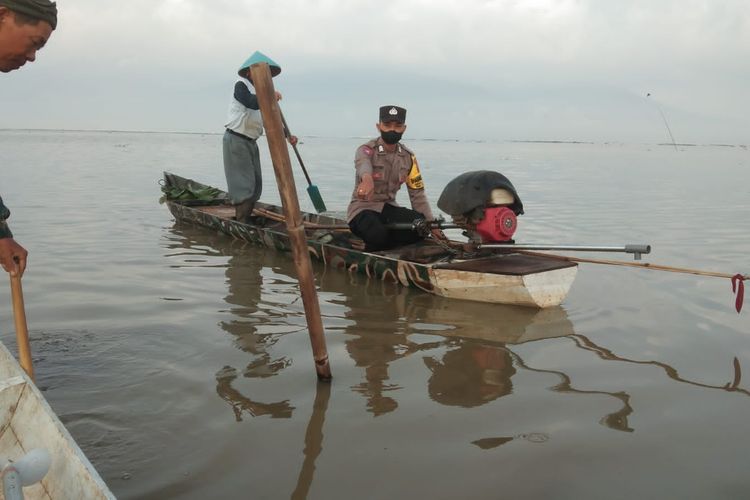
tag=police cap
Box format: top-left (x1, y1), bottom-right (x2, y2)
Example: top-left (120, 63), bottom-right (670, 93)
top-left (379, 105), bottom-right (406, 124)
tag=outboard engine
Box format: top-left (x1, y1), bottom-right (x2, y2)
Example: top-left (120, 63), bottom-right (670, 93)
top-left (437, 171), bottom-right (524, 243)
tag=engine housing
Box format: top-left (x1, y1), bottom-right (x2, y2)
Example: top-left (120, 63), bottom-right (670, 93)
top-left (437, 170), bottom-right (523, 243)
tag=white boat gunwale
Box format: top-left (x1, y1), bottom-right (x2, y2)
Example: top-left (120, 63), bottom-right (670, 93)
top-left (1, 342), bottom-right (115, 500)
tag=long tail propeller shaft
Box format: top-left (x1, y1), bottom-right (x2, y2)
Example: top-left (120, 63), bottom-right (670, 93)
top-left (389, 218), bottom-right (651, 261)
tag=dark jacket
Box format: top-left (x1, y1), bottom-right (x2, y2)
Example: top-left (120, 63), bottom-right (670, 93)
top-left (0, 196), bottom-right (13, 238)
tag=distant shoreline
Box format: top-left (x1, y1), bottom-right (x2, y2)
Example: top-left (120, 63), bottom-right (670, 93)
top-left (0, 128), bottom-right (746, 149)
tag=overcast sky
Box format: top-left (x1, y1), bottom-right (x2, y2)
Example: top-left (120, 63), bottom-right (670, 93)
top-left (1, 0), bottom-right (748, 143)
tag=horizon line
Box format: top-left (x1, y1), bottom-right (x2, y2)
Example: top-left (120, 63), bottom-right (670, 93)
top-left (0, 128), bottom-right (746, 149)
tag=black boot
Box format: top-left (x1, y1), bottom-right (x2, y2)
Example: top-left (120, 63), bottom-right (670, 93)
top-left (235, 199), bottom-right (255, 224)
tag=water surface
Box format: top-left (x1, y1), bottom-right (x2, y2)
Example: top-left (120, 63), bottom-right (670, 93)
top-left (0, 130), bottom-right (748, 499)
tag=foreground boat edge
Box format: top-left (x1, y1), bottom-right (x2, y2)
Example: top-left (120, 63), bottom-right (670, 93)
top-left (0, 342), bottom-right (115, 499)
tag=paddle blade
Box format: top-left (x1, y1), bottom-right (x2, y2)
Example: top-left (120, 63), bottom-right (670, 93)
top-left (307, 184), bottom-right (327, 213)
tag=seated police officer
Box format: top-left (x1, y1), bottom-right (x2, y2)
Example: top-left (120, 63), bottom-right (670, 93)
top-left (346, 105), bottom-right (444, 252)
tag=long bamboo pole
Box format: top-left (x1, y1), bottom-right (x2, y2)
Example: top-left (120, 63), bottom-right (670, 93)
top-left (250, 62), bottom-right (332, 380)
top-left (9, 274), bottom-right (34, 380)
top-left (518, 250), bottom-right (747, 313)
top-left (517, 250), bottom-right (747, 280)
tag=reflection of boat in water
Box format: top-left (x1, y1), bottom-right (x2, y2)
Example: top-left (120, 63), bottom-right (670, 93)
top-left (316, 270), bottom-right (637, 429)
top-left (163, 173), bottom-right (577, 308)
top-left (393, 288), bottom-right (575, 345)
top-left (164, 222), bottom-right (750, 489)
top-left (215, 249), bottom-right (299, 422)
top-left (167, 224), bottom-right (750, 426)
top-left (165, 224), bottom-right (297, 421)
top-left (318, 268), bottom-right (576, 346)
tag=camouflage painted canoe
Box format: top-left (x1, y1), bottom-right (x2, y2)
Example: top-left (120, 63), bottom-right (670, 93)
top-left (162, 172), bottom-right (577, 308)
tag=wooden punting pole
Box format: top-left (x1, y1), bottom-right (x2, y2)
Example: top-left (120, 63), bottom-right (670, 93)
top-left (10, 273), bottom-right (34, 380)
top-left (250, 62), bottom-right (332, 380)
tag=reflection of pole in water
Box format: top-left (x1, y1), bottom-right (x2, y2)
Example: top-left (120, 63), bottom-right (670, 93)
top-left (507, 350), bottom-right (635, 433)
top-left (571, 335), bottom-right (750, 396)
top-left (215, 366), bottom-right (295, 420)
top-left (473, 333), bottom-right (749, 447)
top-left (292, 381), bottom-right (331, 500)
top-left (646, 93), bottom-right (679, 151)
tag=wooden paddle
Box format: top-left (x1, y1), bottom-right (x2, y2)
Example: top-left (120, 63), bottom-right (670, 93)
top-left (10, 271), bottom-right (34, 380)
top-left (278, 109), bottom-right (327, 213)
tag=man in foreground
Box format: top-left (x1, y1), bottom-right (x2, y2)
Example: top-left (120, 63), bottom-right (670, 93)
top-left (347, 105), bottom-right (444, 251)
top-left (0, 0), bottom-right (57, 276)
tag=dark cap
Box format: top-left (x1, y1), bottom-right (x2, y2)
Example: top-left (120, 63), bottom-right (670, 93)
top-left (379, 105), bottom-right (406, 123)
top-left (0, 0), bottom-right (57, 29)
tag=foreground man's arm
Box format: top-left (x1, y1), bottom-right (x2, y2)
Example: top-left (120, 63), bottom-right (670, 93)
top-left (0, 198), bottom-right (27, 276)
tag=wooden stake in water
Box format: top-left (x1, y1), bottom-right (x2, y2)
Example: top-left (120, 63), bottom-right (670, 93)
top-left (249, 62), bottom-right (332, 380)
top-left (10, 273), bottom-right (34, 380)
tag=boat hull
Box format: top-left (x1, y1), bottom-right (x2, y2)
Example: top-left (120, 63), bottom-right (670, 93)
top-left (163, 173), bottom-right (577, 308)
top-left (429, 265), bottom-right (578, 308)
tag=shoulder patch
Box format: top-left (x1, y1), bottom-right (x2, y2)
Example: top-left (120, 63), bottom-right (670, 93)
top-left (406, 156), bottom-right (425, 190)
top-left (360, 145), bottom-right (374, 157)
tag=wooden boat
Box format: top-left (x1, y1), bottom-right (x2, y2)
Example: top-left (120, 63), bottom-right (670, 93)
top-left (162, 172), bottom-right (578, 308)
top-left (0, 343), bottom-right (114, 499)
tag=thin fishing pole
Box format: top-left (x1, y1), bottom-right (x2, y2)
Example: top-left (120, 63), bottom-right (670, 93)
top-left (646, 93), bottom-right (678, 151)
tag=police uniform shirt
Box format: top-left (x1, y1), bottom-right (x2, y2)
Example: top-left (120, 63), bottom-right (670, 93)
top-left (346, 137), bottom-right (434, 223)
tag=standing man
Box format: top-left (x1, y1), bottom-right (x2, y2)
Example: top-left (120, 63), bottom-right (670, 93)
top-left (0, 0), bottom-right (57, 276)
top-left (347, 105), bottom-right (444, 252)
top-left (223, 51), bottom-right (297, 224)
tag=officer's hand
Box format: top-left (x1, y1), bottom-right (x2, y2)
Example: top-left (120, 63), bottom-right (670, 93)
top-left (0, 238), bottom-right (27, 277)
top-left (356, 175), bottom-right (374, 200)
top-left (275, 91), bottom-right (282, 101)
top-left (431, 228), bottom-right (447, 241)
top-left (288, 135), bottom-right (298, 146)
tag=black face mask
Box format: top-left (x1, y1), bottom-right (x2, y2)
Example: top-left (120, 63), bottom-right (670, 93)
top-left (380, 130), bottom-right (403, 145)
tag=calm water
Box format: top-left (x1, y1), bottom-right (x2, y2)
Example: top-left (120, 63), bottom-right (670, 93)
top-left (0, 130), bottom-right (749, 499)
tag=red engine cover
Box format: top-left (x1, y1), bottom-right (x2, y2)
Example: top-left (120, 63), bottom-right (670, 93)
top-left (475, 206), bottom-right (517, 242)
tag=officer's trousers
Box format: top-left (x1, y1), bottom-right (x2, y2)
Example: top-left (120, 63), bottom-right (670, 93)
top-left (348, 204), bottom-right (425, 252)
